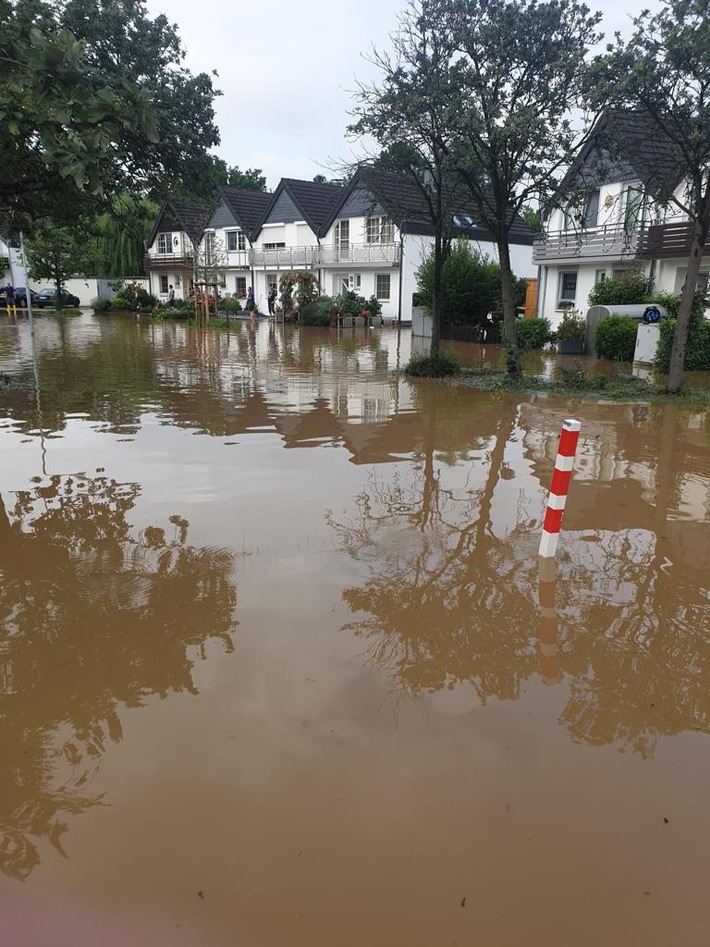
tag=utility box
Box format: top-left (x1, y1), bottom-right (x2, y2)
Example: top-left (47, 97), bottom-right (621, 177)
top-left (634, 324), bottom-right (661, 364)
top-left (412, 306), bottom-right (433, 338)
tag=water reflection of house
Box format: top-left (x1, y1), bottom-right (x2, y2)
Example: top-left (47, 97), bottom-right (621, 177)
top-left (519, 402), bottom-right (710, 572)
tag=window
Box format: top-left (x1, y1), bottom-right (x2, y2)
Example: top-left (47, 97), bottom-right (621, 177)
top-left (340, 274), bottom-right (361, 294)
top-left (334, 220), bottom-right (350, 259)
top-left (157, 233), bottom-right (171, 254)
top-left (204, 231), bottom-right (215, 264)
top-left (559, 271), bottom-right (578, 303)
top-left (595, 269), bottom-right (607, 284)
top-left (159, 275), bottom-right (169, 294)
top-left (218, 273), bottom-right (227, 288)
top-left (227, 231), bottom-right (246, 252)
top-left (624, 185), bottom-right (644, 232)
top-left (366, 216), bottom-right (393, 243)
top-left (235, 277), bottom-right (247, 297)
top-left (584, 190), bottom-right (600, 228)
top-left (375, 274), bottom-right (391, 301)
top-left (263, 242), bottom-right (286, 251)
top-left (267, 274), bottom-right (278, 293)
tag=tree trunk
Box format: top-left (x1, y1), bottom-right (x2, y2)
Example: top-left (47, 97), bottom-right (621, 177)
top-left (498, 238), bottom-right (522, 378)
top-left (666, 217), bottom-right (707, 393)
top-left (431, 232), bottom-right (444, 354)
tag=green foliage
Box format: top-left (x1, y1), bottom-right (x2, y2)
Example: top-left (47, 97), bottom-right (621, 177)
top-left (555, 363), bottom-right (608, 390)
top-left (521, 206), bottom-right (542, 232)
top-left (90, 297), bottom-right (111, 312)
top-left (208, 159), bottom-right (267, 192)
top-left (588, 271), bottom-right (652, 306)
top-left (417, 241), bottom-right (509, 328)
top-left (110, 282), bottom-right (156, 311)
top-left (0, 0), bottom-right (219, 229)
top-left (91, 193), bottom-right (158, 277)
top-left (222, 298), bottom-right (242, 312)
top-left (650, 291), bottom-right (680, 319)
top-left (404, 350), bottom-right (460, 377)
top-left (594, 316), bottom-right (639, 362)
top-left (300, 297), bottom-right (335, 326)
top-left (555, 310), bottom-right (586, 340)
top-left (26, 224), bottom-right (93, 307)
top-left (334, 290), bottom-right (371, 317)
top-left (364, 296), bottom-right (382, 318)
top-left (515, 317), bottom-right (552, 350)
top-left (655, 294), bottom-right (710, 372)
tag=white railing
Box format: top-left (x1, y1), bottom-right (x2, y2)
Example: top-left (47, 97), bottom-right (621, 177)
top-left (250, 243), bottom-right (400, 268)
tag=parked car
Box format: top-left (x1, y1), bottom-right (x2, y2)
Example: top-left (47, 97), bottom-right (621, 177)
top-left (0, 286), bottom-right (39, 308)
top-left (35, 288), bottom-right (81, 308)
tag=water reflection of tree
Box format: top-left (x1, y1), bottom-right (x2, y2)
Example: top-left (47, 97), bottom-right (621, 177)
top-left (330, 401), bottom-right (710, 757)
top-left (0, 474), bottom-right (238, 881)
top-left (328, 406), bottom-right (540, 704)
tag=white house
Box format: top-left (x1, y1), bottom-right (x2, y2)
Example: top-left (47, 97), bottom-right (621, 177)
top-left (144, 170), bottom-right (536, 320)
top-left (535, 110), bottom-right (706, 327)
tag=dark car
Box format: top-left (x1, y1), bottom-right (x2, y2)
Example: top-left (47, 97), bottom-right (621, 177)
top-left (35, 288), bottom-right (81, 308)
top-left (0, 286), bottom-right (39, 308)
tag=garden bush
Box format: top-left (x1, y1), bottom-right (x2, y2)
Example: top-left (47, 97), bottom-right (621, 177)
top-left (594, 315), bottom-right (639, 361)
top-left (588, 270), bottom-right (652, 306)
top-left (404, 350), bottom-right (460, 377)
top-left (91, 297), bottom-right (112, 312)
top-left (222, 298), bottom-right (242, 312)
top-left (655, 292), bottom-right (710, 372)
top-left (299, 297), bottom-right (335, 326)
top-left (515, 317), bottom-right (551, 350)
top-left (417, 239), bottom-right (526, 330)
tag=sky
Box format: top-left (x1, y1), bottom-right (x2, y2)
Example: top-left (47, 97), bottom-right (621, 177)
top-left (144, 0), bottom-right (663, 191)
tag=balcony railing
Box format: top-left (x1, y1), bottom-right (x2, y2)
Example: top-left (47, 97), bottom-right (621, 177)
top-left (532, 225), bottom-right (642, 263)
top-left (636, 222), bottom-right (694, 260)
top-left (144, 252), bottom-right (194, 270)
top-left (251, 243), bottom-right (400, 268)
top-left (318, 243), bottom-right (401, 265)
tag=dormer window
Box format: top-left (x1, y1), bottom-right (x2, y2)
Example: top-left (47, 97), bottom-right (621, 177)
top-left (366, 216), bottom-right (394, 243)
top-left (584, 190), bottom-right (600, 228)
top-left (157, 233), bottom-right (171, 254)
top-left (227, 231), bottom-right (246, 252)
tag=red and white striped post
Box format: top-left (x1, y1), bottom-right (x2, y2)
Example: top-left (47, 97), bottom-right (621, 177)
top-left (539, 418), bottom-right (581, 559)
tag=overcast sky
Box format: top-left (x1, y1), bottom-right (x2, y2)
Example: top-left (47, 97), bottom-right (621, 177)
top-left (144, 0), bottom-right (662, 190)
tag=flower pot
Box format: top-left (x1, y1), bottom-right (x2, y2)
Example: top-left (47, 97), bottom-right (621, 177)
top-left (557, 339), bottom-right (585, 355)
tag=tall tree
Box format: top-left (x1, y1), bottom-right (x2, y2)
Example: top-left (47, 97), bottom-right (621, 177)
top-left (586, 0), bottom-right (710, 393)
top-left (209, 158), bottom-right (268, 192)
top-left (439, 0), bottom-right (602, 377)
top-left (26, 223), bottom-right (96, 307)
top-left (350, 1), bottom-right (467, 354)
top-left (0, 0), bottom-right (220, 230)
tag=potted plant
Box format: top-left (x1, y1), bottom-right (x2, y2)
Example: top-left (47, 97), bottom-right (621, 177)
top-left (555, 310), bottom-right (586, 355)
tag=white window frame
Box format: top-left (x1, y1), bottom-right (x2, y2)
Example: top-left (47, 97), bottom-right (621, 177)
top-left (366, 216), bottom-right (394, 244)
top-left (340, 274), bottom-right (362, 294)
top-left (558, 271), bottom-right (578, 307)
top-left (375, 274), bottom-right (391, 301)
top-left (235, 276), bottom-right (247, 298)
top-left (159, 275), bottom-right (169, 294)
top-left (157, 233), bottom-right (171, 254)
top-left (267, 274), bottom-right (278, 293)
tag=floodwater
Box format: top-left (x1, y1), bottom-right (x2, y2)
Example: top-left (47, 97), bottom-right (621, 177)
top-left (1, 313), bottom-right (709, 947)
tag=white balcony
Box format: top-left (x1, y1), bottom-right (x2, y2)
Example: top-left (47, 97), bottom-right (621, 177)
top-left (250, 243), bottom-right (400, 268)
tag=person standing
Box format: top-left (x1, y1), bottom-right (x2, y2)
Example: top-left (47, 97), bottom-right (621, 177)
top-left (246, 286), bottom-right (255, 314)
top-left (167, 284), bottom-right (175, 304)
top-left (267, 287), bottom-right (276, 316)
top-left (4, 284), bottom-right (16, 316)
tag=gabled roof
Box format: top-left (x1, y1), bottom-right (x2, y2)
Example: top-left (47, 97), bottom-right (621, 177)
top-left (252, 178), bottom-right (345, 238)
top-left (147, 197), bottom-right (215, 248)
top-left (561, 109), bottom-right (685, 203)
top-left (321, 167), bottom-right (536, 246)
top-left (218, 186), bottom-right (272, 237)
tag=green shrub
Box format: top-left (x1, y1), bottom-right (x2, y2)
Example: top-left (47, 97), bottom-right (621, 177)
top-left (364, 295), bottom-right (382, 318)
top-left (588, 270), bottom-right (652, 306)
top-left (555, 310), bottom-right (585, 340)
top-left (655, 293), bottom-right (710, 372)
top-left (417, 239), bottom-right (526, 329)
top-left (110, 296), bottom-right (131, 310)
top-left (515, 317), bottom-right (551, 349)
top-left (154, 305), bottom-right (192, 321)
top-left (404, 350), bottom-right (460, 377)
top-left (555, 363), bottom-right (608, 390)
top-left (335, 290), bottom-right (369, 317)
top-left (222, 298), bottom-right (242, 312)
top-left (650, 291), bottom-right (680, 319)
top-left (91, 297), bottom-right (112, 312)
top-left (594, 315), bottom-right (639, 361)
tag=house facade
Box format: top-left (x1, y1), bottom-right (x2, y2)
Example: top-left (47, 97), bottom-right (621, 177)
top-left (534, 110), bottom-right (706, 327)
top-left (145, 171), bottom-right (536, 320)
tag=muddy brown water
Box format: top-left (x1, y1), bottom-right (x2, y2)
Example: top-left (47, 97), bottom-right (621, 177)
top-left (1, 313), bottom-right (709, 947)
